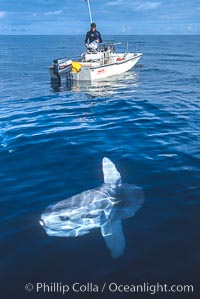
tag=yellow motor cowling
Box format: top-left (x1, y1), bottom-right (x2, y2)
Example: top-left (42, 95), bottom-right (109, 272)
top-left (71, 61), bottom-right (82, 73)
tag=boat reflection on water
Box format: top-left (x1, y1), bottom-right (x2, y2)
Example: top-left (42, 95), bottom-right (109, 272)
top-left (50, 71), bottom-right (140, 128)
top-left (50, 70), bottom-right (140, 98)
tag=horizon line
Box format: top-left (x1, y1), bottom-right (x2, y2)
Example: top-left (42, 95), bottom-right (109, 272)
top-left (0, 34), bottom-right (200, 36)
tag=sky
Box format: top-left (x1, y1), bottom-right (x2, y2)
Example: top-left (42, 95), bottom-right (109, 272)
top-left (0, 0), bottom-right (200, 35)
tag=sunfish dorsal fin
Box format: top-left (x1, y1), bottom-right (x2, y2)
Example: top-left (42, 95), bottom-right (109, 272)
top-left (102, 157), bottom-right (121, 185)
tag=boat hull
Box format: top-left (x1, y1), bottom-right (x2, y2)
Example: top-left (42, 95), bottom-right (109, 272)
top-left (72, 53), bottom-right (142, 81)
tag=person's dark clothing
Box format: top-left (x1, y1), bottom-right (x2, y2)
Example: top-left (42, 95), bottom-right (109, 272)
top-left (85, 29), bottom-right (102, 44)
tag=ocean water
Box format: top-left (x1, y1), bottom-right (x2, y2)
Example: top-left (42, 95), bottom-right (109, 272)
top-left (0, 35), bottom-right (200, 299)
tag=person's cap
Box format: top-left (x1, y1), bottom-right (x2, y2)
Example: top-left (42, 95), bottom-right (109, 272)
top-left (91, 23), bottom-right (96, 28)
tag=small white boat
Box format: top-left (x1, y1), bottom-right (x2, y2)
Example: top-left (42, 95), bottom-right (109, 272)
top-left (49, 0), bottom-right (142, 83)
top-left (49, 42), bottom-right (142, 82)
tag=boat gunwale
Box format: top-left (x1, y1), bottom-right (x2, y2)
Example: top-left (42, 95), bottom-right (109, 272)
top-left (84, 53), bottom-right (143, 70)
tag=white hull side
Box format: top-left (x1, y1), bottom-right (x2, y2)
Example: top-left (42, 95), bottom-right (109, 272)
top-left (73, 54), bottom-right (142, 81)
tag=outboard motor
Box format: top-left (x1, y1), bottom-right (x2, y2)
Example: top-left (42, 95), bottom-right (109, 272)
top-left (53, 59), bottom-right (60, 76)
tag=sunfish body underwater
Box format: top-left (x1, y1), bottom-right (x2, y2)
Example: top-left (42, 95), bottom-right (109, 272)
top-left (39, 157), bottom-right (144, 258)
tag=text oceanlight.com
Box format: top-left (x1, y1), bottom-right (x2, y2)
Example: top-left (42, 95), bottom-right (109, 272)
top-left (25, 282), bottom-right (194, 295)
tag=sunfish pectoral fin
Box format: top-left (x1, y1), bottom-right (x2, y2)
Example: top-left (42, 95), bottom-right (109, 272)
top-left (101, 220), bottom-right (126, 259)
top-left (102, 157), bottom-right (121, 185)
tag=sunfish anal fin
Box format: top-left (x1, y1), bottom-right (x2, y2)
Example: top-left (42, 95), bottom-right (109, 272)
top-left (101, 220), bottom-right (126, 259)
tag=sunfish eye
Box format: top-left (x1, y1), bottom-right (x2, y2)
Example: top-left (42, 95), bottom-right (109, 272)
top-left (59, 215), bottom-right (70, 221)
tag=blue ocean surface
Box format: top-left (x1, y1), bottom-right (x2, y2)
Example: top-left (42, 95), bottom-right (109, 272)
top-left (0, 35), bottom-right (200, 298)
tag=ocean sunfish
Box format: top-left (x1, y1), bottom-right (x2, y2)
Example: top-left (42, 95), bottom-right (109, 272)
top-left (39, 157), bottom-right (144, 258)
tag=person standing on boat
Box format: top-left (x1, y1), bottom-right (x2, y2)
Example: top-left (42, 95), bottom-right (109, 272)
top-left (85, 23), bottom-right (102, 47)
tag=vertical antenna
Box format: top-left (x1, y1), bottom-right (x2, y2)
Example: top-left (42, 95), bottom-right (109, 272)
top-left (87, 0), bottom-right (93, 24)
